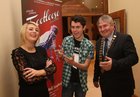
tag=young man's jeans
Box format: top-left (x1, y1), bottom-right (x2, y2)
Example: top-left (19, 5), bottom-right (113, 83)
top-left (62, 82), bottom-right (86, 97)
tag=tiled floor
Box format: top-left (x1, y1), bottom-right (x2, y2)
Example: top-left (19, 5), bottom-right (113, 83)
top-left (86, 59), bottom-right (101, 97)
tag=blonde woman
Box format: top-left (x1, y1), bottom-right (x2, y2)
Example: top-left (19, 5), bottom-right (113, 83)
top-left (11, 21), bottom-right (56, 97)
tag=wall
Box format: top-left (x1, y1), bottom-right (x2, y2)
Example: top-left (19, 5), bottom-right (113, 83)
top-left (108, 0), bottom-right (140, 96)
top-left (0, 0), bottom-right (140, 97)
top-left (0, 0), bottom-right (22, 97)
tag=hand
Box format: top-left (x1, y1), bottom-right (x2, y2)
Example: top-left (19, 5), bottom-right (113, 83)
top-left (100, 56), bottom-right (112, 71)
top-left (23, 68), bottom-right (39, 79)
top-left (55, 49), bottom-right (64, 58)
top-left (64, 55), bottom-right (74, 65)
top-left (23, 68), bottom-right (46, 79)
top-left (46, 59), bottom-right (53, 67)
top-left (93, 81), bottom-right (99, 88)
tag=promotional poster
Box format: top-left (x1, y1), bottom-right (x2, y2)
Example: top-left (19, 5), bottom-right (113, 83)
top-left (21, 0), bottom-right (63, 96)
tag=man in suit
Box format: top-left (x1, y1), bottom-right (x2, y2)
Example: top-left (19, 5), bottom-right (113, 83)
top-left (93, 15), bottom-right (139, 97)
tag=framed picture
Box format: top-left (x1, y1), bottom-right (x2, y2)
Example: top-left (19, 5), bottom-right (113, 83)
top-left (114, 18), bottom-right (121, 32)
top-left (109, 9), bottom-right (126, 34)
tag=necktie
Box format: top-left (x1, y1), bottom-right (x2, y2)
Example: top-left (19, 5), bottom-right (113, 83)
top-left (103, 38), bottom-right (108, 61)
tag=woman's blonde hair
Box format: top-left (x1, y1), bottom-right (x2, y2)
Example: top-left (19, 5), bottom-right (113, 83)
top-left (20, 21), bottom-right (39, 45)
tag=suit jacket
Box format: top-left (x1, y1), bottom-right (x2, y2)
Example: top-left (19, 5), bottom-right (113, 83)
top-left (93, 32), bottom-right (139, 95)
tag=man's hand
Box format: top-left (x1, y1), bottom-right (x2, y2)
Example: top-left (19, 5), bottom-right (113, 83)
top-left (55, 49), bottom-right (64, 58)
top-left (64, 56), bottom-right (74, 65)
top-left (100, 56), bottom-right (112, 71)
top-left (93, 81), bottom-right (99, 88)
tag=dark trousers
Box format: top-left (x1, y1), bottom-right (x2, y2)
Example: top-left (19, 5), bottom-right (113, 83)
top-left (62, 82), bottom-right (86, 97)
top-left (100, 84), bottom-right (133, 97)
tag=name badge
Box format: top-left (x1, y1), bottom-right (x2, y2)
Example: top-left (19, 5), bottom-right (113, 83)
top-left (73, 53), bottom-right (79, 69)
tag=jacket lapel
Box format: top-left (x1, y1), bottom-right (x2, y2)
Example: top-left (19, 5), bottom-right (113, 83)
top-left (107, 32), bottom-right (118, 54)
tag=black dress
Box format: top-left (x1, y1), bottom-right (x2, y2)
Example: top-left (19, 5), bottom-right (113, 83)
top-left (11, 46), bottom-right (56, 97)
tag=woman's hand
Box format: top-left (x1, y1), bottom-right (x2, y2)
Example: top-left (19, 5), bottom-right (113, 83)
top-left (23, 68), bottom-right (46, 79)
top-left (46, 59), bottom-right (53, 67)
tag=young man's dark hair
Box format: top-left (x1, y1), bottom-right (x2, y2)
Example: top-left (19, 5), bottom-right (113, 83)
top-left (70, 15), bottom-right (86, 27)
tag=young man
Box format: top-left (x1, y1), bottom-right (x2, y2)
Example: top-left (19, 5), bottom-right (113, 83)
top-left (61, 15), bottom-right (94, 97)
top-left (93, 15), bottom-right (139, 97)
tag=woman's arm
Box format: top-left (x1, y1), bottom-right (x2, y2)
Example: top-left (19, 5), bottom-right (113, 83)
top-left (11, 49), bottom-right (47, 84)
